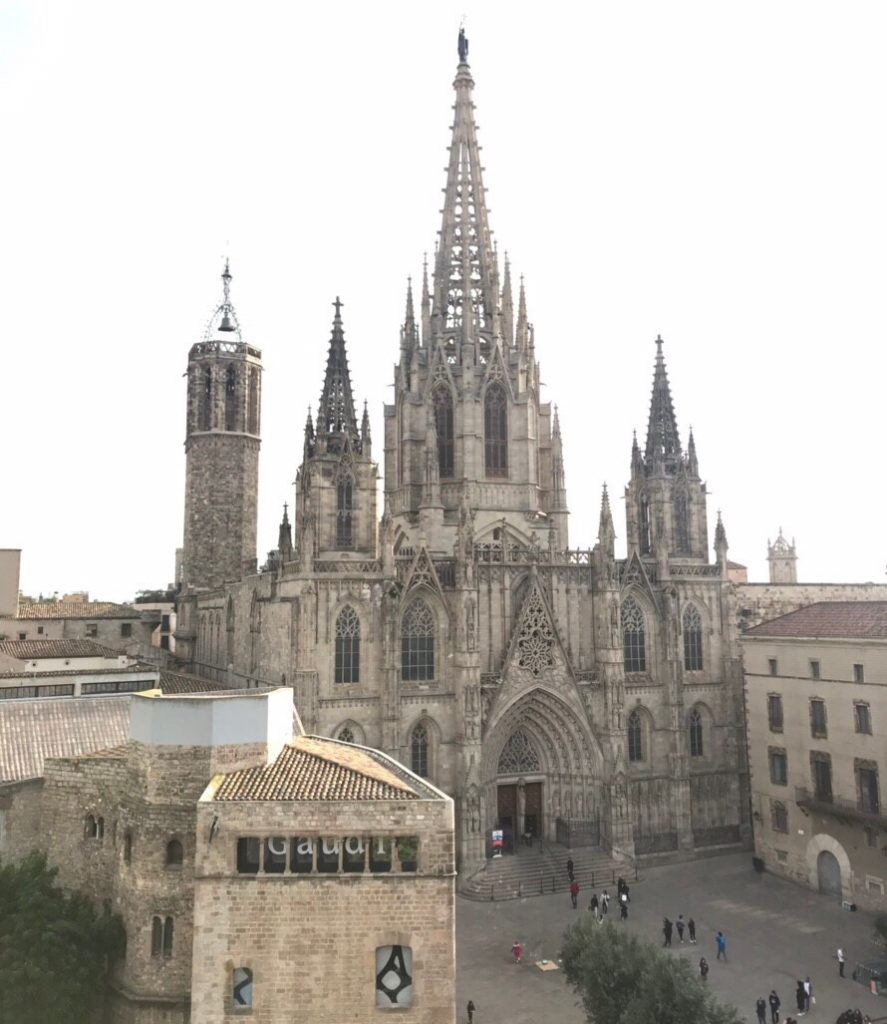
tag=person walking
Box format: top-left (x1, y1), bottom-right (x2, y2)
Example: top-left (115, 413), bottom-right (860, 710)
top-left (663, 917), bottom-right (673, 947)
top-left (716, 931), bottom-right (727, 962)
top-left (803, 977), bottom-right (812, 1012)
top-left (837, 947), bottom-right (846, 978)
top-left (769, 990), bottom-right (781, 1024)
top-left (600, 889), bottom-right (610, 917)
top-left (467, 999), bottom-right (476, 1024)
top-left (511, 940), bottom-right (522, 964)
top-left (570, 879), bottom-right (580, 909)
top-left (676, 914), bottom-right (686, 943)
top-left (699, 956), bottom-right (709, 981)
top-left (566, 857), bottom-right (574, 881)
top-left (589, 892), bottom-right (599, 919)
top-left (620, 895), bottom-right (629, 921)
top-left (756, 997), bottom-right (768, 1024)
top-left (688, 917), bottom-right (697, 944)
top-left (795, 980), bottom-right (805, 1015)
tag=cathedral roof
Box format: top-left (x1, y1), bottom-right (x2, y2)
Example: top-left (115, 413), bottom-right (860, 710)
top-left (745, 601), bottom-right (887, 640)
top-left (209, 735), bottom-right (437, 802)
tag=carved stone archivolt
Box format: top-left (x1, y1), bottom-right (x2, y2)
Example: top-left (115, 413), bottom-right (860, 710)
top-left (497, 729), bottom-right (540, 774)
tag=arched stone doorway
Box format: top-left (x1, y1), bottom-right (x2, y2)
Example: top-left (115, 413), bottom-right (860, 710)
top-left (817, 850), bottom-right (842, 899)
top-left (482, 687), bottom-right (604, 849)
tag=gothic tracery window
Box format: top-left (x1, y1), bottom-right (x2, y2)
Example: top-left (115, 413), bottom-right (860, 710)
top-left (410, 724), bottom-right (429, 777)
top-left (334, 606), bottom-right (360, 684)
top-left (674, 492), bottom-right (690, 553)
top-left (433, 385), bottom-right (454, 478)
top-left (639, 494), bottom-right (651, 554)
top-left (336, 476), bottom-right (354, 550)
top-left (516, 589), bottom-right (556, 676)
top-left (627, 709), bottom-right (644, 762)
top-left (622, 596), bottom-right (646, 673)
top-left (689, 708), bottom-right (704, 757)
top-left (683, 604), bottom-right (703, 671)
top-left (337, 726), bottom-right (355, 743)
top-left (401, 599), bottom-right (435, 681)
top-left (497, 729), bottom-right (541, 775)
top-left (484, 383), bottom-right (508, 477)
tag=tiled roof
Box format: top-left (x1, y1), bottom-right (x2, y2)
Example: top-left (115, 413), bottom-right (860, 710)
top-left (158, 669), bottom-right (275, 695)
top-left (211, 735), bottom-right (421, 802)
top-left (16, 602), bottom-right (138, 621)
top-left (0, 696), bottom-right (131, 783)
top-left (745, 602), bottom-right (887, 639)
top-left (0, 639), bottom-right (122, 661)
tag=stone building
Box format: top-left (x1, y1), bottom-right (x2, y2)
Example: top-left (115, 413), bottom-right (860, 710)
top-left (0, 687), bottom-right (455, 1023)
top-left (175, 39), bottom-right (750, 872)
top-left (743, 602), bottom-right (887, 909)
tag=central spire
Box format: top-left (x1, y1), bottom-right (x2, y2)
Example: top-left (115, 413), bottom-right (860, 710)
top-left (644, 335), bottom-right (682, 467)
top-left (316, 297), bottom-right (359, 453)
top-left (432, 30), bottom-right (498, 350)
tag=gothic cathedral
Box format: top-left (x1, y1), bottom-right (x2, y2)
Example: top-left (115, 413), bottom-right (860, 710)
top-left (174, 43), bottom-right (749, 872)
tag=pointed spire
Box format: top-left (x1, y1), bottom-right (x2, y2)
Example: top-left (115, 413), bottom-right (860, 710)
top-left (645, 335), bottom-right (682, 467)
top-left (303, 405), bottom-right (315, 459)
top-left (405, 276), bottom-right (416, 330)
top-left (401, 277), bottom-right (418, 356)
top-left (631, 429), bottom-right (643, 473)
top-left (278, 502), bottom-right (294, 563)
top-left (714, 509), bottom-right (729, 567)
top-left (361, 400), bottom-right (371, 446)
top-left (316, 297), bottom-right (360, 452)
top-left (687, 426), bottom-right (699, 476)
top-left (501, 252), bottom-right (514, 348)
top-left (516, 274), bottom-right (529, 352)
top-left (420, 253), bottom-right (431, 345)
top-left (550, 404), bottom-right (566, 510)
top-left (598, 483), bottom-right (615, 556)
top-left (431, 35), bottom-right (497, 349)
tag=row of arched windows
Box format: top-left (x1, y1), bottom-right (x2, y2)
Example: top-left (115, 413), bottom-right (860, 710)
top-left (197, 364), bottom-right (259, 433)
top-left (430, 382), bottom-right (508, 479)
top-left (621, 596), bottom-right (704, 674)
top-left (334, 599), bottom-right (438, 685)
top-left (627, 706), bottom-right (709, 763)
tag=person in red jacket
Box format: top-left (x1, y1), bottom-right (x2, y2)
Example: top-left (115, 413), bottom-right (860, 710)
top-left (570, 879), bottom-right (580, 909)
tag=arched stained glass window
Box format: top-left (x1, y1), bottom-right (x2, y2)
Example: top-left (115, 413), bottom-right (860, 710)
top-left (401, 600), bottom-right (435, 681)
top-left (622, 596), bottom-right (646, 673)
top-left (410, 724), bottom-right (429, 777)
top-left (627, 710), bottom-right (644, 762)
top-left (336, 476), bottom-right (353, 550)
top-left (334, 605), bottom-right (360, 684)
top-left (484, 383), bottom-right (508, 477)
top-left (338, 726), bottom-right (355, 744)
top-left (683, 604), bottom-right (703, 671)
top-left (433, 386), bottom-right (454, 478)
top-left (689, 708), bottom-right (704, 757)
top-left (674, 492), bottom-right (690, 553)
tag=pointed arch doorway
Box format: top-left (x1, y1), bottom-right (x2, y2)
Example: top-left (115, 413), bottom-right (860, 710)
top-left (495, 729), bottom-right (544, 851)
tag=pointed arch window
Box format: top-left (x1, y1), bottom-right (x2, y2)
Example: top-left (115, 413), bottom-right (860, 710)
top-left (433, 385), bottom-right (455, 478)
top-left (639, 494), bottom-right (651, 554)
top-left (497, 730), bottom-right (541, 775)
top-left (674, 492), bottom-right (690, 553)
top-left (336, 476), bottom-right (354, 550)
top-left (622, 596), bottom-right (646, 673)
top-left (200, 367), bottom-right (213, 431)
top-left (401, 599), bottom-right (435, 681)
top-left (627, 709), bottom-right (644, 762)
top-left (225, 364), bottom-right (237, 431)
top-left (337, 726), bottom-right (355, 744)
top-left (334, 605), bottom-right (360, 684)
top-left (410, 724), bottom-right (429, 777)
top-left (247, 366), bottom-right (259, 434)
top-left (484, 383), bottom-right (508, 477)
top-left (689, 708), bottom-right (704, 758)
top-left (683, 604), bottom-right (703, 672)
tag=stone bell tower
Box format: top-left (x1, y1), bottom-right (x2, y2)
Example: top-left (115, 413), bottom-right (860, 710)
top-left (181, 261), bottom-right (262, 593)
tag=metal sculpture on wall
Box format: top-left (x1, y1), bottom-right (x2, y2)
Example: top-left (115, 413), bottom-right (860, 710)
top-left (376, 945), bottom-right (413, 1007)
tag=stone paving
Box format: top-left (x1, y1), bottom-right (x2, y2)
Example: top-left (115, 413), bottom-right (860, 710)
top-left (457, 852), bottom-right (887, 1024)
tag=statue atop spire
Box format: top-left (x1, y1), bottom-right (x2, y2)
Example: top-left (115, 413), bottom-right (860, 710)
top-left (458, 26), bottom-right (469, 64)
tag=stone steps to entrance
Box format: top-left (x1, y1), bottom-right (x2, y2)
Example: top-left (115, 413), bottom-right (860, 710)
top-left (459, 842), bottom-right (638, 901)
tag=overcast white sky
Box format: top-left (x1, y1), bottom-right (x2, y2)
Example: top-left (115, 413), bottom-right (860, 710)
top-left (2, 1), bottom-right (886, 602)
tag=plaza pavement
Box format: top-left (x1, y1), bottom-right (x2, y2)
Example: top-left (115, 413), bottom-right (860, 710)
top-left (457, 852), bottom-right (887, 1024)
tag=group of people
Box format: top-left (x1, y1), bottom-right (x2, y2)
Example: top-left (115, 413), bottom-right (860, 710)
top-left (661, 914), bottom-right (698, 946)
top-left (566, 860), bottom-right (633, 922)
top-left (755, 979), bottom-right (813, 1024)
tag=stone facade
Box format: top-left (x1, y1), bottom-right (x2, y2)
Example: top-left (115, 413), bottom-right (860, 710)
top-left (743, 602), bottom-right (887, 909)
top-left (176, 48), bottom-right (750, 873)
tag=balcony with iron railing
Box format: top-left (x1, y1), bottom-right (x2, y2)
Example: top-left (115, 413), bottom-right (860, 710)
top-left (795, 787), bottom-right (885, 827)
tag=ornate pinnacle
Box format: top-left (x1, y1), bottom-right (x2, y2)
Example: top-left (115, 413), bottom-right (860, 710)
top-left (645, 334), bottom-right (681, 467)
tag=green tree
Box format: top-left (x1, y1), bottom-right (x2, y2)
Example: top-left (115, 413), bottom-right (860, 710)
top-left (561, 918), bottom-right (741, 1024)
top-left (0, 854), bottom-right (125, 1024)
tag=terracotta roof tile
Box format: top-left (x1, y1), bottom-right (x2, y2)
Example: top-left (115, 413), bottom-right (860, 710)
top-left (0, 639), bottom-right (122, 661)
top-left (0, 696), bottom-right (131, 783)
top-left (745, 602), bottom-right (887, 639)
top-left (212, 735), bottom-right (421, 802)
top-left (16, 602), bottom-right (138, 621)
